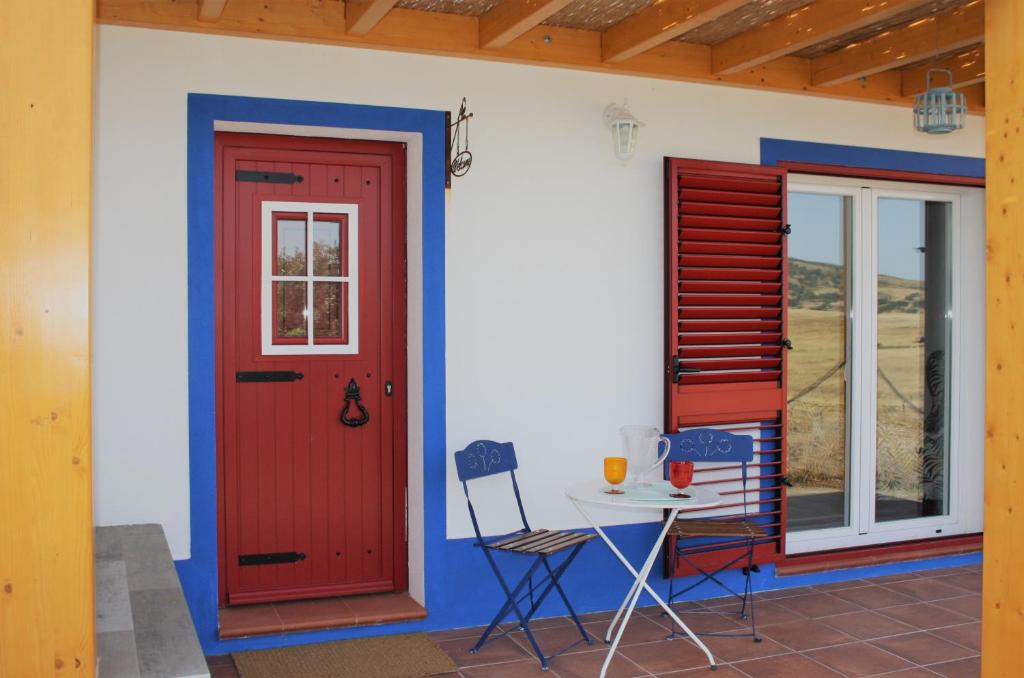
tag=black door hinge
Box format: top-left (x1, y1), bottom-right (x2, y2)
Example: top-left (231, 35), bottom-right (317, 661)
top-left (235, 170), bottom-right (304, 184)
top-left (236, 370), bottom-right (304, 383)
top-left (239, 551), bottom-right (307, 566)
top-left (782, 224), bottom-right (792, 235)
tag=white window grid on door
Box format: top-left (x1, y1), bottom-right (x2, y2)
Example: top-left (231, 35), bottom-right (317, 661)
top-left (261, 200), bottom-right (359, 356)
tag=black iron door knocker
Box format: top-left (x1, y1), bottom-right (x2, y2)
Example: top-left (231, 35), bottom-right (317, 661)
top-left (340, 378), bottom-right (370, 427)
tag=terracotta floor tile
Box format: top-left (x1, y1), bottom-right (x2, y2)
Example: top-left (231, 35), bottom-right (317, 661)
top-left (550, 648), bottom-right (648, 678)
top-left (931, 594), bottom-right (981, 620)
top-left (759, 619), bottom-right (856, 652)
top-left (882, 578), bottom-right (967, 602)
top-left (805, 641), bottom-right (914, 677)
top-left (933, 572), bottom-right (983, 593)
top-left (508, 622), bottom-right (594, 656)
top-left (274, 597), bottom-right (356, 632)
top-left (205, 655), bottom-right (235, 666)
top-left (438, 635), bottom-right (528, 667)
top-left (813, 579), bottom-right (872, 592)
top-left (918, 566), bottom-right (971, 578)
top-left (862, 572), bottom-right (923, 584)
top-left (821, 610), bottom-right (917, 640)
top-left (732, 652), bottom-right (839, 678)
top-left (343, 593), bottom-right (427, 624)
top-left (460, 658), bottom-right (554, 677)
top-left (755, 586), bottom-right (817, 600)
top-left (775, 592), bottom-right (862, 619)
top-left (698, 634), bottom-right (791, 663)
top-left (587, 614), bottom-right (673, 646)
top-left (707, 600), bottom-right (802, 627)
top-left (870, 631), bottom-right (976, 665)
top-left (619, 636), bottom-right (712, 674)
top-left (871, 670), bottom-right (943, 678)
top-left (829, 585), bottom-right (917, 610)
top-left (578, 610), bottom-right (616, 624)
top-left (926, 655), bottom-right (981, 678)
top-left (669, 610), bottom-right (745, 635)
top-left (658, 665), bottom-right (745, 676)
top-left (209, 664), bottom-right (241, 678)
top-left (876, 602), bottom-right (973, 630)
top-left (929, 622), bottom-right (981, 652)
top-left (218, 604), bottom-right (283, 638)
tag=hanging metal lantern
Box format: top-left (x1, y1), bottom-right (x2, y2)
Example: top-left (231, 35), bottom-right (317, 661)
top-left (913, 68), bottom-right (967, 134)
top-left (603, 101), bottom-right (644, 163)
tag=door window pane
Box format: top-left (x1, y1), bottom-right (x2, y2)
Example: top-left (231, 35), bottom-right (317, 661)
top-left (786, 193), bottom-right (852, 532)
top-left (313, 281), bottom-right (348, 343)
top-left (875, 198), bottom-right (951, 521)
top-left (312, 218), bottom-right (345, 277)
top-left (274, 281), bottom-right (308, 339)
top-left (275, 219), bottom-right (306, 275)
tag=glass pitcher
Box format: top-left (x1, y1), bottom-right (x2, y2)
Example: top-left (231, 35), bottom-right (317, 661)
top-left (619, 425), bottom-right (671, 488)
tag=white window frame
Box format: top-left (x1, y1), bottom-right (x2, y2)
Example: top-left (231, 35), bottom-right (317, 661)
top-left (785, 175), bottom-right (985, 554)
top-left (260, 200), bottom-right (359, 356)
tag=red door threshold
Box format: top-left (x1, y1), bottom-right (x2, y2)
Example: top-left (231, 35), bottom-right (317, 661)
top-left (219, 592), bottom-right (426, 639)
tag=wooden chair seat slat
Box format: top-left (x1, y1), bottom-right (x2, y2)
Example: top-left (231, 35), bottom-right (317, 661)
top-left (530, 533), bottom-right (597, 555)
top-left (488, 529), bottom-right (549, 548)
top-left (668, 519), bottom-right (765, 538)
top-left (512, 531), bottom-right (574, 552)
top-left (495, 529), bottom-right (560, 550)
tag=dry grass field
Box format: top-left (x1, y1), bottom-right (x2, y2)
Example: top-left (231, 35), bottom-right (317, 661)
top-left (787, 259), bottom-right (938, 503)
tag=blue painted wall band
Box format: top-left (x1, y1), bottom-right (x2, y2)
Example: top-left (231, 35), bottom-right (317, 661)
top-left (760, 138), bottom-right (984, 178)
top-left (178, 101), bottom-right (983, 656)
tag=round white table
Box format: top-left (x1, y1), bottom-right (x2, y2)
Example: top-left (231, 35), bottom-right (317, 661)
top-left (565, 479), bottom-right (722, 677)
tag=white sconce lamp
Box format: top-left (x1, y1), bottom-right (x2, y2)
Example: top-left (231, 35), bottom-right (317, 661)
top-left (603, 100), bottom-right (644, 163)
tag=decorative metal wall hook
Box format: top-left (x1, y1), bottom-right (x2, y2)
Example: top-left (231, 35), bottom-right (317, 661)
top-left (446, 97), bottom-right (474, 188)
top-left (340, 378), bottom-right (370, 427)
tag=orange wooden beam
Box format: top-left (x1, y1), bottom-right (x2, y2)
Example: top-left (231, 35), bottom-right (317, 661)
top-left (900, 46), bottom-right (985, 96)
top-left (479, 0), bottom-right (574, 49)
top-left (347, 0), bottom-right (400, 36)
top-left (198, 0), bottom-right (228, 22)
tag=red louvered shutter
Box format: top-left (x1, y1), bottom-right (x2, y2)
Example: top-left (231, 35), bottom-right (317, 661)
top-left (664, 157), bottom-right (789, 575)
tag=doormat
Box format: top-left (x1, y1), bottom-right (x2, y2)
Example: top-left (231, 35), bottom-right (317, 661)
top-left (232, 633), bottom-right (457, 678)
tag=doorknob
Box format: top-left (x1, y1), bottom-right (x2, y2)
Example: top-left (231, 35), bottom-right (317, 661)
top-left (340, 378), bottom-right (370, 427)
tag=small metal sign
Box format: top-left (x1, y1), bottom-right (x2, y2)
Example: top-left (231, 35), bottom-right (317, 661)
top-left (446, 97), bottom-right (473, 188)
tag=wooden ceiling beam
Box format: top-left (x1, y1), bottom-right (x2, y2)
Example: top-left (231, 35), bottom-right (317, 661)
top-left (479, 0), bottom-right (574, 49)
top-left (602, 0), bottom-right (750, 64)
top-left (712, 0), bottom-right (937, 76)
top-left (900, 45), bottom-right (985, 96)
top-left (346, 0), bottom-right (400, 36)
top-left (94, 0), bottom-right (984, 114)
top-left (811, 0), bottom-right (984, 87)
top-left (197, 0), bottom-right (227, 22)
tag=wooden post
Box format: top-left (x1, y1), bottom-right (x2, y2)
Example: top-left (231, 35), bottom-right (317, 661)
top-left (0, 1), bottom-right (95, 676)
top-left (983, 1), bottom-right (1024, 676)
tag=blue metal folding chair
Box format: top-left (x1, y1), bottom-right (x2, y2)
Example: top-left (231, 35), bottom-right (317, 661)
top-left (454, 440), bottom-right (597, 670)
top-left (662, 427), bottom-right (772, 642)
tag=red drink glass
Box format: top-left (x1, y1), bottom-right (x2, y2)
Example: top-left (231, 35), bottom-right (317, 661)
top-left (669, 461), bottom-right (694, 499)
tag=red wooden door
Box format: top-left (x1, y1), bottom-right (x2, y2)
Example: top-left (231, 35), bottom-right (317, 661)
top-left (216, 133), bottom-right (407, 605)
top-left (664, 157), bottom-right (789, 575)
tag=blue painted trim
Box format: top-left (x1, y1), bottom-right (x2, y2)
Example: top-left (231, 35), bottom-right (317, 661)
top-left (760, 138), bottom-right (984, 178)
top-left (180, 93), bottom-right (447, 654)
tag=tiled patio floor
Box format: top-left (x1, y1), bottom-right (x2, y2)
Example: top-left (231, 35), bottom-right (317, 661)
top-left (207, 562), bottom-right (981, 677)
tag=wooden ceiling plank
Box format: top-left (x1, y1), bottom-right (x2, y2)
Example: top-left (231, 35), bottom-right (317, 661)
top-left (479, 0), bottom-right (575, 49)
top-left (347, 0), bottom-right (401, 36)
top-left (197, 0), bottom-right (227, 22)
top-left (602, 0), bottom-right (751, 64)
top-left (901, 46), bottom-right (985, 96)
top-left (93, 0), bottom-right (985, 115)
top-left (811, 0), bottom-right (985, 87)
top-left (712, 0), bottom-right (937, 75)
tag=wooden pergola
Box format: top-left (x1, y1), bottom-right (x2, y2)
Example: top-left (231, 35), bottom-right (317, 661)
top-left (1, 1), bottom-right (1019, 676)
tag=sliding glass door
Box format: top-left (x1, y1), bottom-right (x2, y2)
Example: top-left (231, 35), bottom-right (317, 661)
top-left (785, 176), bottom-right (983, 553)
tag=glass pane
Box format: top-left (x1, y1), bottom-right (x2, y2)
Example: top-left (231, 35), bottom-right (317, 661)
top-left (314, 281), bottom-right (348, 344)
top-left (312, 218), bottom-right (345, 277)
top-left (876, 198), bottom-right (951, 522)
top-left (274, 281), bottom-right (307, 340)
top-left (785, 193), bottom-right (852, 532)
top-left (276, 218), bottom-right (306, 276)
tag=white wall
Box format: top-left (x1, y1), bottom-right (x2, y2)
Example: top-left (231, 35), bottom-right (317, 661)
top-left (92, 25), bottom-right (985, 559)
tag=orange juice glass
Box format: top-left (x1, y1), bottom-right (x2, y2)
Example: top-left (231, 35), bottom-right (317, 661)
top-left (604, 457), bottom-right (628, 494)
